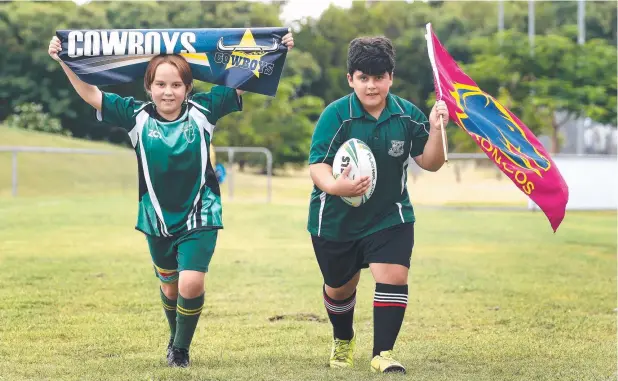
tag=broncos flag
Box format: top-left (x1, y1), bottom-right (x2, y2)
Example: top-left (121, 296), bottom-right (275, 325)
top-left (425, 23), bottom-right (569, 232)
top-left (56, 27), bottom-right (290, 97)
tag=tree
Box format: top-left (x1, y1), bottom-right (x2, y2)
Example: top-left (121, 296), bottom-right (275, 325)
top-left (461, 30), bottom-right (616, 153)
top-left (1, 0), bottom-right (615, 159)
top-left (281, 49), bottom-right (322, 97)
top-left (209, 75), bottom-right (324, 170)
top-left (5, 102), bottom-right (65, 135)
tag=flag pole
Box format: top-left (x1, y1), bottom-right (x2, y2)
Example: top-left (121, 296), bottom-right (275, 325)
top-left (425, 23), bottom-right (449, 163)
top-left (439, 115), bottom-right (447, 163)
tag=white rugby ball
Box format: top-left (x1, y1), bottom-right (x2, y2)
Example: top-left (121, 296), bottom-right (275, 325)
top-left (332, 138), bottom-right (378, 207)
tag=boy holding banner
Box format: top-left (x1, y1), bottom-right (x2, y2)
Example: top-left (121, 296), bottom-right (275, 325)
top-left (307, 36), bottom-right (449, 374)
top-left (48, 31), bottom-right (294, 368)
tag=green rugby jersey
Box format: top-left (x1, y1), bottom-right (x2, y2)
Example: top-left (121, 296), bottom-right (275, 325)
top-left (97, 86), bottom-right (242, 237)
top-left (307, 92), bottom-right (429, 242)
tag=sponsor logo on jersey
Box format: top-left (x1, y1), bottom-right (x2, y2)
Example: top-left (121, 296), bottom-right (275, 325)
top-left (148, 129), bottom-right (162, 139)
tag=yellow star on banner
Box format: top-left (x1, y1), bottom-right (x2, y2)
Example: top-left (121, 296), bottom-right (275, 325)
top-left (225, 29), bottom-right (264, 78)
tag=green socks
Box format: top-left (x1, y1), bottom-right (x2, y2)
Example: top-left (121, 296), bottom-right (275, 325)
top-left (174, 293), bottom-right (205, 349)
top-left (160, 287), bottom-right (177, 338)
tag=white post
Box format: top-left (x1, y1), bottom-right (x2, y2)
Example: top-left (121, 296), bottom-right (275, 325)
top-left (528, 0), bottom-right (535, 57)
top-left (265, 150), bottom-right (272, 203)
top-left (578, 0), bottom-right (586, 45)
top-left (227, 148), bottom-right (234, 200)
top-left (11, 151), bottom-right (17, 197)
top-left (576, 0), bottom-right (586, 155)
top-left (498, 0), bottom-right (504, 37)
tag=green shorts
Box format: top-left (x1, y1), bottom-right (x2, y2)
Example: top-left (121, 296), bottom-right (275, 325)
top-left (146, 228), bottom-right (218, 283)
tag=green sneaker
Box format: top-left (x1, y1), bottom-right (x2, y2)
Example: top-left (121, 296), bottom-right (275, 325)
top-left (329, 334), bottom-right (356, 368)
top-left (370, 350), bottom-right (406, 374)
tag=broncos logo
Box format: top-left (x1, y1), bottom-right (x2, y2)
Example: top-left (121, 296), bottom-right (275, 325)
top-left (450, 83), bottom-right (551, 177)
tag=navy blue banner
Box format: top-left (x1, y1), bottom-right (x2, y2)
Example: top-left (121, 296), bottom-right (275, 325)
top-left (56, 27), bottom-right (290, 97)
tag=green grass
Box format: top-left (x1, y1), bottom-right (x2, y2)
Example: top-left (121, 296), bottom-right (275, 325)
top-left (0, 126), bottom-right (615, 380)
top-left (0, 195), bottom-right (615, 381)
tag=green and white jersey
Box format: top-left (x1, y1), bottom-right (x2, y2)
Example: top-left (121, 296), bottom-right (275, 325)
top-left (97, 86), bottom-right (242, 237)
top-left (307, 92), bottom-right (429, 242)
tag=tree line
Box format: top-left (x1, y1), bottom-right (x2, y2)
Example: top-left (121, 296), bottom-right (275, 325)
top-left (0, 1), bottom-right (615, 167)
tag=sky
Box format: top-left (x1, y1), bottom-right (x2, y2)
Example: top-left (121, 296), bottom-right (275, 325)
top-left (73, 0), bottom-right (355, 24)
top-left (280, 0), bottom-right (353, 24)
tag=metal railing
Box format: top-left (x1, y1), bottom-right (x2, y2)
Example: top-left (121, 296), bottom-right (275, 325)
top-left (0, 145), bottom-right (273, 202)
top-left (216, 146), bottom-right (273, 203)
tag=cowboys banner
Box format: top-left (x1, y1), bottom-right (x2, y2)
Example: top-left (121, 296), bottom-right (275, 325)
top-left (425, 23), bottom-right (569, 232)
top-left (55, 28), bottom-right (290, 97)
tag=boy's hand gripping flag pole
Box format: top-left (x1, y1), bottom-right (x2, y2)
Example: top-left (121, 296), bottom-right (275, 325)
top-left (425, 26), bottom-right (449, 163)
top-left (424, 23), bottom-right (569, 232)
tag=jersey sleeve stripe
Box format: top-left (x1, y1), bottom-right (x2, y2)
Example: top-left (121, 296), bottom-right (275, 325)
top-left (188, 100), bottom-right (210, 114)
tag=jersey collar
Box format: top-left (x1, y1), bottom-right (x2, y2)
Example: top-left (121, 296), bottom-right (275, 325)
top-left (349, 92), bottom-right (403, 123)
top-left (153, 103), bottom-right (188, 124)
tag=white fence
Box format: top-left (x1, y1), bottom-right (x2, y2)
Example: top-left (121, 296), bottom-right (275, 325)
top-left (409, 153), bottom-right (617, 211)
top-left (0, 146), bottom-right (273, 202)
top-left (528, 155), bottom-right (617, 211)
top-left (1, 147), bottom-right (615, 210)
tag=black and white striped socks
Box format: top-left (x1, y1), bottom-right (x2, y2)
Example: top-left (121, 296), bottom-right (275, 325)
top-left (373, 283), bottom-right (408, 356)
top-left (323, 286), bottom-right (356, 340)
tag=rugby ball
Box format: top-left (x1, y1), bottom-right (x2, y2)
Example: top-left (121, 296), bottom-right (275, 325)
top-left (332, 138), bottom-right (377, 207)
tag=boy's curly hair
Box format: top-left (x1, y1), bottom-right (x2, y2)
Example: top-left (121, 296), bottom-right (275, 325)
top-left (347, 36), bottom-right (395, 76)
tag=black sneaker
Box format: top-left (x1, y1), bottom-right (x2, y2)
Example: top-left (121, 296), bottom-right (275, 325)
top-left (167, 346), bottom-right (190, 368)
top-left (166, 337), bottom-right (174, 358)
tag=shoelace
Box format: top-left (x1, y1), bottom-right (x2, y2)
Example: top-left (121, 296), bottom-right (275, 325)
top-left (380, 351), bottom-right (395, 361)
top-left (333, 339), bottom-right (351, 361)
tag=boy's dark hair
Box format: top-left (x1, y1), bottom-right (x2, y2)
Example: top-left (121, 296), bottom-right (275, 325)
top-left (347, 36), bottom-right (395, 76)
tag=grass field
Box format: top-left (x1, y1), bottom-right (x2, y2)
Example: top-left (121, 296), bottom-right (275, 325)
top-left (0, 127), bottom-right (616, 380)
